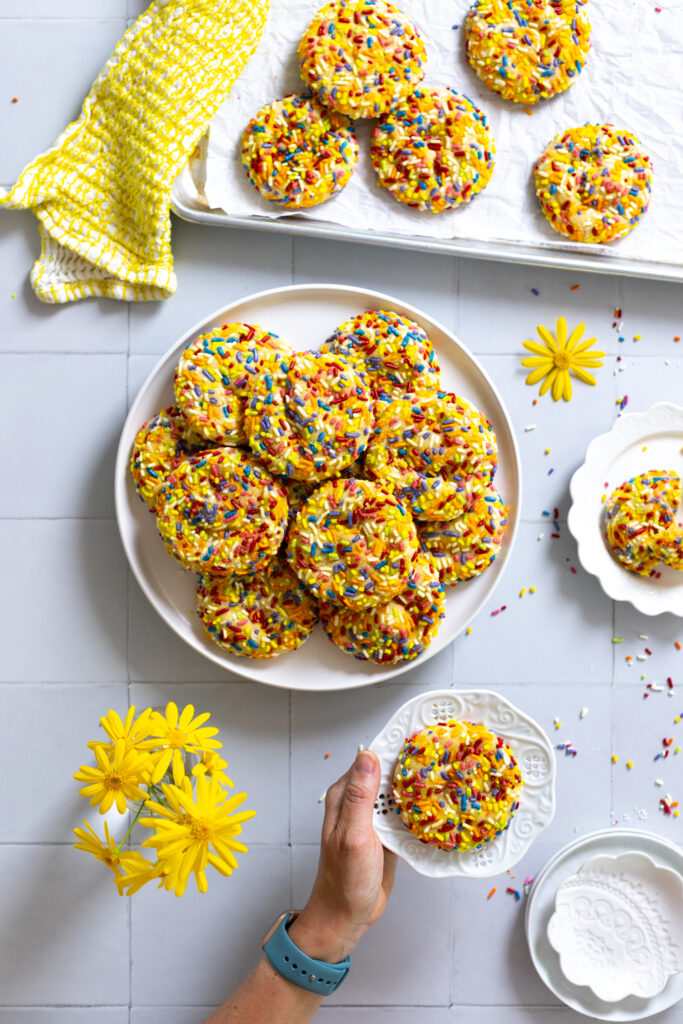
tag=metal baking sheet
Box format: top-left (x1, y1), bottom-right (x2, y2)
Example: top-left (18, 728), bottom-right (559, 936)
top-left (172, 161), bottom-right (683, 282)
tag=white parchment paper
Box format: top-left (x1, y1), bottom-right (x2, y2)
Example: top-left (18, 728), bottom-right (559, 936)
top-left (205, 0), bottom-right (683, 264)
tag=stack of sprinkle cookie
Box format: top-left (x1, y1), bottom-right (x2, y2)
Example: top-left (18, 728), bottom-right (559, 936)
top-left (603, 471), bottom-right (683, 577)
top-left (392, 720), bottom-right (523, 851)
top-left (130, 309), bottom-right (509, 663)
top-left (534, 124), bottom-right (654, 243)
top-left (465, 0), bottom-right (590, 106)
top-left (298, 0), bottom-right (427, 119)
top-left (371, 86), bottom-right (495, 212)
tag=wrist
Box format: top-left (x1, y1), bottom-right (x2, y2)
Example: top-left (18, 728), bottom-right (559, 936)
top-left (288, 907), bottom-right (362, 964)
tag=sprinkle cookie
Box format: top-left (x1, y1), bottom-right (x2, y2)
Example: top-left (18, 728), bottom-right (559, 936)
top-left (130, 406), bottom-right (198, 510)
top-left (196, 557), bottom-right (318, 659)
top-left (534, 124), bottom-right (653, 243)
top-left (465, 0), bottom-right (590, 105)
top-left (320, 309), bottom-right (440, 402)
top-left (364, 389), bottom-right (498, 520)
top-left (287, 477), bottom-right (418, 609)
top-left (392, 720), bottom-right (524, 851)
top-left (298, 0), bottom-right (426, 119)
top-left (241, 94), bottom-right (359, 208)
top-left (419, 487), bottom-right (508, 585)
top-left (321, 552), bottom-right (444, 663)
top-left (371, 86), bottom-right (495, 213)
top-left (245, 351), bottom-right (374, 482)
top-left (174, 323), bottom-right (292, 445)
top-left (156, 448), bottom-right (288, 576)
top-left (604, 470), bottom-right (683, 576)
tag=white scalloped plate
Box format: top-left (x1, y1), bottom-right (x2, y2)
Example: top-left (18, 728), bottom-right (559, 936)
top-left (526, 829), bottom-right (683, 1021)
top-left (115, 284), bottom-right (521, 690)
top-left (548, 851), bottom-right (683, 1002)
top-left (369, 688), bottom-right (556, 878)
top-left (567, 403), bottom-right (683, 617)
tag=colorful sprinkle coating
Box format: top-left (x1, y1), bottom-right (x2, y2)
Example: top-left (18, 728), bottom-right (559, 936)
top-left (418, 487), bottom-right (508, 585)
top-left (245, 350), bottom-right (374, 482)
top-left (286, 477), bottom-right (418, 609)
top-left (174, 323), bottom-right (292, 444)
top-left (371, 86), bottom-right (495, 213)
top-left (320, 309), bottom-right (440, 403)
top-left (603, 470), bottom-right (683, 576)
top-left (465, 0), bottom-right (590, 106)
top-left (241, 94), bottom-right (359, 208)
top-left (392, 721), bottom-right (523, 851)
top-left (364, 389), bottom-right (498, 520)
top-left (156, 448), bottom-right (288, 576)
top-left (320, 551), bottom-right (445, 663)
top-left (196, 556), bottom-right (318, 659)
top-left (534, 124), bottom-right (653, 243)
top-left (130, 406), bottom-right (201, 510)
top-left (298, 0), bottom-right (426, 119)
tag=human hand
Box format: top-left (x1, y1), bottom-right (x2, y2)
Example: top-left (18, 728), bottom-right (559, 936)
top-left (288, 750), bottom-right (397, 964)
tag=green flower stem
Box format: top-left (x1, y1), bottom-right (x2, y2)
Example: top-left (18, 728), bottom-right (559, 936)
top-left (115, 799), bottom-right (146, 854)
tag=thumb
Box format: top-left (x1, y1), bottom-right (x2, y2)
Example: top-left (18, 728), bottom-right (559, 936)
top-left (336, 750), bottom-right (381, 838)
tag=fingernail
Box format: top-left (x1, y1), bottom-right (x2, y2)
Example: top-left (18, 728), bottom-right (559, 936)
top-left (355, 750), bottom-right (375, 774)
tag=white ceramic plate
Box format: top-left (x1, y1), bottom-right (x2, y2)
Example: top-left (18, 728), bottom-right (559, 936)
top-left (526, 828), bottom-right (683, 1020)
top-left (115, 284), bottom-right (521, 690)
top-left (567, 403), bottom-right (683, 617)
top-left (369, 688), bottom-right (555, 878)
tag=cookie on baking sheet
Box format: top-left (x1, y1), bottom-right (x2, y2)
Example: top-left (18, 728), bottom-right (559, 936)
top-left (364, 389), bottom-right (498, 520)
top-left (244, 350), bottom-right (373, 482)
top-left (418, 486), bottom-right (508, 585)
top-left (241, 94), bottom-right (359, 209)
top-left (286, 476), bottom-right (419, 609)
top-left (320, 309), bottom-right (440, 402)
top-left (371, 86), bottom-right (495, 213)
top-left (174, 323), bottom-right (292, 445)
top-left (156, 447), bottom-right (288, 576)
top-left (534, 124), bottom-right (653, 244)
top-left (465, 0), bottom-right (590, 105)
top-left (196, 556), bottom-right (318, 659)
top-left (298, 0), bottom-right (426, 119)
top-left (320, 551), bottom-right (444, 663)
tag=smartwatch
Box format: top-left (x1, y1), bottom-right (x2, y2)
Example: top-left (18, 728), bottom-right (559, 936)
top-left (262, 911), bottom-right (351, 995)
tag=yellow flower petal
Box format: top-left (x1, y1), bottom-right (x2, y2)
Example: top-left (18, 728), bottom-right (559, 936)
top-left (565, 322), bottom-right (585, 350)
top-left (555, 317), bottom-right (568, 349)
top-left (571, 366), bottom-right (598, 386)
top-left (539, 368), bottom-right (559, 395)
top-left (536, 325), bottom-right (559, 350)
top-left (523, 339), bottom-right (553, 357)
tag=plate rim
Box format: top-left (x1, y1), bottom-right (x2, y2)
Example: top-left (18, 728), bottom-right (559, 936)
top-left (115, 282), bottom-right (522, 690)
top-left (567, 401), bottom-right (683, 618)
top-left (525, 826), bottom-right (683, 1020)
top-left (369, 686), bottom-right (556, 878)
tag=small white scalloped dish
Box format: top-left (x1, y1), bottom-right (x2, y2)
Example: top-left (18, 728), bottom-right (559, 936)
top-left (369, 689), bottom-right (556, 879)
top-left (567, 403), bottom-right (683, 617)
top-left (547, 851), bottom-right (683, 1003)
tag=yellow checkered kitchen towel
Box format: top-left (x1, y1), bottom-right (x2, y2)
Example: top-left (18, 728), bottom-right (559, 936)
top-left (0, 0), bottom-right (269, 303)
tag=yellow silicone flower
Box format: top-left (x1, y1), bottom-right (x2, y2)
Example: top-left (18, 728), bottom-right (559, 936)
top-left (74, 738), bottom-right (152, 814)
top-left (191, 750), bottom-right (234, 789)
top-left (73, 820), bottom-right (151, 879)
top-left (140, 773), bottom-right (255, 896)
top-left (148, 702), bottom-right (222, 786)
top-left (87, 705), bottom-right (157, 758)
top-left (521, 317), bottom-right (605, 402)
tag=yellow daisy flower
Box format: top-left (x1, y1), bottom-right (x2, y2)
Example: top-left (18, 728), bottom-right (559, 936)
top-left (140, 774), bottom-right (255, 896)
top-left (74, 738), bottom-right (152, 814)
top-left (148, 702), bottom-right (222, 786)
top-left (191, 750), bottom-right (234, 789)
top-left (87, 705), bottom-right (157, 758)
top-left (115, 855), bottom-right (164, 896)
top-left (73, 820), bottom-right (151, 879)
top-left (521, 317), bottom-right (605, 402)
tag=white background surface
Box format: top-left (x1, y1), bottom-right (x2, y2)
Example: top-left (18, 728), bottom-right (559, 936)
top-left (0, 4), bottom-right (682, 1023)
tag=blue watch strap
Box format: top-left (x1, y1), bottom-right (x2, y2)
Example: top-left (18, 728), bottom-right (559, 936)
top-left (262, 913), bottom-right (351, 995)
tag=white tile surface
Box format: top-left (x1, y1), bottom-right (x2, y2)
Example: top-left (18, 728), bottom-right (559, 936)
top-left (3, 11), bottom-right (683, 1017)
top-left (0, 354), bottom-right (126, 518)
top-left (132, 847), bottom-right (290, 1006)
top-left (130, 682), bottom-right (291, 844)
top-left (0, 519), bottom-right (127, 682)
top-left (0, 845), bottom-right (129, 1005)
